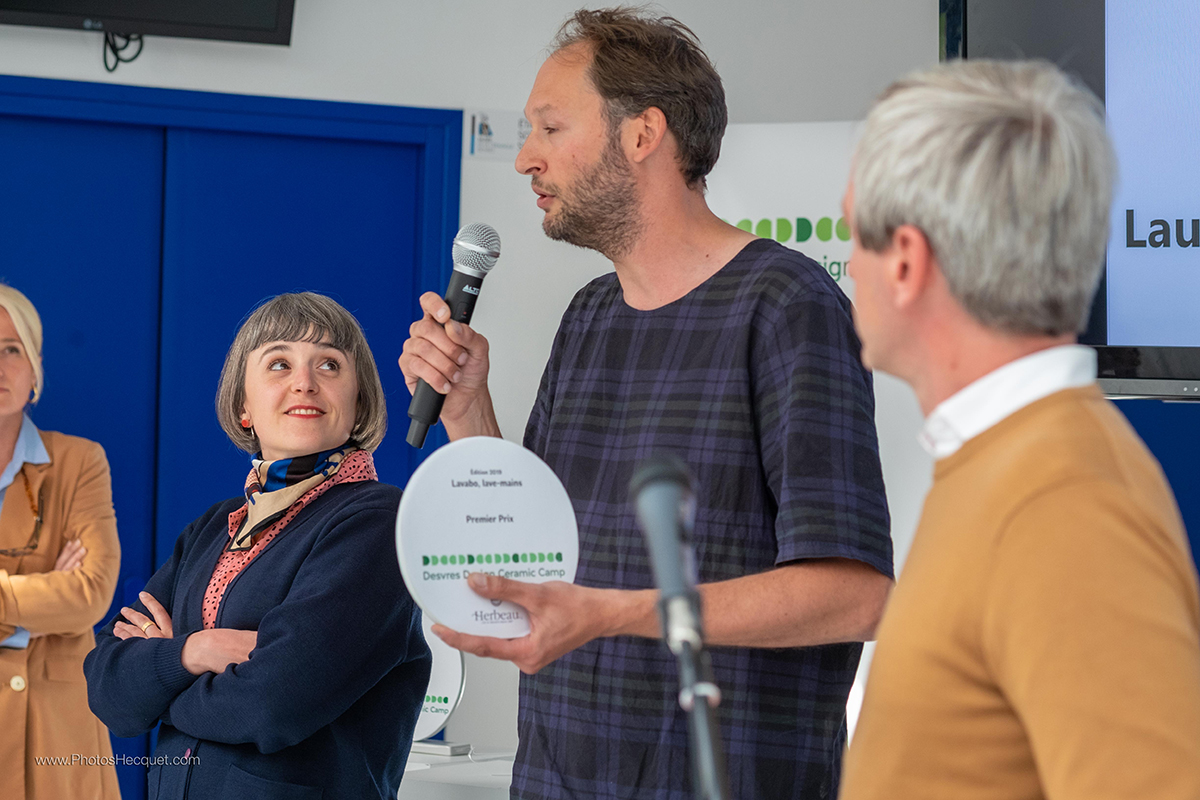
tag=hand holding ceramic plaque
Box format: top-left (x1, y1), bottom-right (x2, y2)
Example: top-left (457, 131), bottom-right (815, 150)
top-left (396, 437), bottom-right (580, 637)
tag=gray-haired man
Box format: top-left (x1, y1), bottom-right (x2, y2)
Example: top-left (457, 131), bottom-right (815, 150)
top-left (839, 60), bottom-right (1200, 799)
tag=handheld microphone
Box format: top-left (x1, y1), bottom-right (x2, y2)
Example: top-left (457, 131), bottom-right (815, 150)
top-left (406, 223), bottom-right (501, 449)
top-left (630, 455), bottom-right (731, 800)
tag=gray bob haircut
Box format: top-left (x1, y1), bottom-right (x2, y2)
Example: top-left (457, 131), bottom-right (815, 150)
top-left (216, 292), bottom-right (387, 453)
top-left (852, 59), bottom-right (1115, 335)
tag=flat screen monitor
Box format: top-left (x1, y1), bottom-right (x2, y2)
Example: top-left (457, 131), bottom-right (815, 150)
top-left (0, 0), bottom-right (294, 45)
top-left (966, 0), bottom-right (1200, 398)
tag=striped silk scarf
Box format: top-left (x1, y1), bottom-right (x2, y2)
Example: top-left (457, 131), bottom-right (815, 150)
top-left (229, 443), bottom-right (354, 552)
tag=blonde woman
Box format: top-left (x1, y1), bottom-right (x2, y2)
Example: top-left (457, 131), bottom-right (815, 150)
top-left (0, 284), bottom-right (121, 799)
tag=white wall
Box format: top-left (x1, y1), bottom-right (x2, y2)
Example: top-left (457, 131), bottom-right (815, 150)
top-left (0, 0), bottom-right (938, 751)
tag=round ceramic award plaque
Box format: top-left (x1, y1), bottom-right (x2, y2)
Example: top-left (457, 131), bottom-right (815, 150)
top-left (396, 436), bottom-right (579, 638)
top-left (412, 613), bottom-right (465, 742)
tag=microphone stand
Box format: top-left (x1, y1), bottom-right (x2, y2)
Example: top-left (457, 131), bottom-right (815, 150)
top-left (632, 456), bottom-right (733, 800)
top-left (659, 592), bottom-right (731, 800)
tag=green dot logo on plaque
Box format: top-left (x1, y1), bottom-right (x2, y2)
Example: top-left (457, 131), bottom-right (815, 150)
top-left (412, 613), bottom-right (465, 744)
top-left (396, 436), bottom-right (580, 637)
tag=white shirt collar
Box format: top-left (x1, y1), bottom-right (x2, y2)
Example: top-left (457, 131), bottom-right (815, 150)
top-left (919, 345), bottom-right (1097, 460)
top-left (0, 414), bottom-right (51, 493)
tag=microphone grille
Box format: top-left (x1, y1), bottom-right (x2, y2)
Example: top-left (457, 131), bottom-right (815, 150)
top-left (629, 453), bottom-right (695, 499)
top-left (452, 223), bottom-right (502, 274)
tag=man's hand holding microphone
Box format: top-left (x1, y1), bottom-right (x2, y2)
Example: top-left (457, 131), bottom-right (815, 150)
top-left (399, 290), bottom-right (499, 442)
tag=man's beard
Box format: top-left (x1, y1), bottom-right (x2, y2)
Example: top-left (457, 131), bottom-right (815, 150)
top-left (538, 131), bottom-right (643, 259)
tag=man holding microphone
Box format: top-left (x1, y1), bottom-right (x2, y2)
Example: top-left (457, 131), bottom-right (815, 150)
top-left (401, 9), bottom-right (893, 798)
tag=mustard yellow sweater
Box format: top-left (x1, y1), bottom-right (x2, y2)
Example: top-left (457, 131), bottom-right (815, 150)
top-left (841, 386), bottom-right (1200, 800)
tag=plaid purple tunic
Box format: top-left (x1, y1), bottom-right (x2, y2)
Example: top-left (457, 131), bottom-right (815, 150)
top-left (514, 239), bottom-right (893, 800)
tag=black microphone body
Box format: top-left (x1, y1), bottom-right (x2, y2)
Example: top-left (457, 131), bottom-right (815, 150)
top-left (406, 270), bottom-right (483, 447)
top-left (407, 224), bottom-right (500, 448)
top-left (631, 456), bottom-right (732, 800)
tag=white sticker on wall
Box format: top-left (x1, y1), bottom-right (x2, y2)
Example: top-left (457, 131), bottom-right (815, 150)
top-left (464, 109), bottom-right (532, 161)
top-left (396, 436), bottom-right (579, 637)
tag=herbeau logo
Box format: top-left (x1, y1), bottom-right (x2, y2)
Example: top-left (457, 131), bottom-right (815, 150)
top-left (1125, 209), bottom-right (1200, 248)
top-left (473, 608), bottom-right (524, 624)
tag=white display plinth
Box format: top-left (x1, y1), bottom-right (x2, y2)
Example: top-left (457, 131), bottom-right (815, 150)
top-left (398, 751), bottom-right (514, 800)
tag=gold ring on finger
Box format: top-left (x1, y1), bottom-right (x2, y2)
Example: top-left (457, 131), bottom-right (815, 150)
top-left (140, 620), bottom-right (155, 634)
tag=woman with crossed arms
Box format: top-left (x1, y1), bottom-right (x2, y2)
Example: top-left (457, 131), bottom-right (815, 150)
top-left (85, 292), bottom-right (430, 800)
top-left (0, 284), bottom-right (121, 799)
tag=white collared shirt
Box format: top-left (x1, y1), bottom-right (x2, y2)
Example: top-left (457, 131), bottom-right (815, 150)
top-left (919, 345), bottom-right (1098, 460)
top-left (0, 413), bottom-right (51, 500)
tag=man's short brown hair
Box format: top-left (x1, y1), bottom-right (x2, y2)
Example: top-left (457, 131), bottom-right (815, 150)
top-left (552, 7), bottom-right (727, 189)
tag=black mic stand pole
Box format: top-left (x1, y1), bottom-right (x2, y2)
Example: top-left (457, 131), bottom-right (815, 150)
top-left (633, 457), bottom-right (732, 800)
top-left (658, 590), bottom-right (732, 800)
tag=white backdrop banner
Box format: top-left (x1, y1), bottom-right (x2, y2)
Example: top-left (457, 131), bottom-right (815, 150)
top-left (707, 121), bottom-right (860, 298)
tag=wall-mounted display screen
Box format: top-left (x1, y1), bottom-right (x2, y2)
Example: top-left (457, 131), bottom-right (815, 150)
top-left (0, 0), bottom-right (294, 45)
top-left (1105, 2), bottom-right (1200, 348)
top-left (967, 0), bottom-right (1200, 397)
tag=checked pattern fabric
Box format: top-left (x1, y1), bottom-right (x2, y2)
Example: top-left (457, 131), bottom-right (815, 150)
top-left (513, 238), bottom-right (893, 800)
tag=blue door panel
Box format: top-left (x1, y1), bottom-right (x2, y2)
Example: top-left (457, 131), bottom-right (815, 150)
top-left (155, 127), bottom-right (424, 557)
top-left (0, 112), bottom-right (162, 800)
top-left (0, 74), bottom-right (460, 800)
top-left (1116, 401), bottom-right (1200, 566)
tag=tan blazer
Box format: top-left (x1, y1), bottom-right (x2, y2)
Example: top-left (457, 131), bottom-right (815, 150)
top-left (0, 430), bottom-right (122, 800)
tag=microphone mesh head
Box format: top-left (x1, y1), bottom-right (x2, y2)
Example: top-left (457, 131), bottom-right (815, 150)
top-left (629, 453), bottom-right (695, 498)
top-left (452, 223), bottom-right (502, 274)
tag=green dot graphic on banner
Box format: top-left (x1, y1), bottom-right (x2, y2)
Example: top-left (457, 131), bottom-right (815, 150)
top-left (395, 436), bottom-right (580, 637)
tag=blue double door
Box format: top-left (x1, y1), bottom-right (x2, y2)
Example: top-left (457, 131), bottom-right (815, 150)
top-left (0, 76), bottom-right (459, 798)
